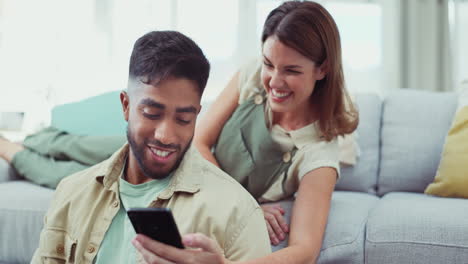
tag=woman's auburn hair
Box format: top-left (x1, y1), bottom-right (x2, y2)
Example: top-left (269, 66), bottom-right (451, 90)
top-left (262, 1), bottom-right (359, 141)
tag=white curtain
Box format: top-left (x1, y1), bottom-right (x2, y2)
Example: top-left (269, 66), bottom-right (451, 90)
top-left (450, 0), bottom-right (468, 87)
top-left (400, 0), bottom-right (453, 91)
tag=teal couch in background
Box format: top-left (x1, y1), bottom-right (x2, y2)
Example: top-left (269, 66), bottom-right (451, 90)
top-left (51, 91), bottom-right (126, 136)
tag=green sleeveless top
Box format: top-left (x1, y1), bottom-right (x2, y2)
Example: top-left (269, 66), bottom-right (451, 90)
top-left (214, 91), bottom-right (296, 199)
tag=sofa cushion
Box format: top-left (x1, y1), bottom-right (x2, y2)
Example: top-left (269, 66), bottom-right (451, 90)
top-left (0, 181), bottom-right (54, 264)
top-left (0, 159), bottom-right (11, 183)
top-left (425, 82), bottom-right (468, 198)
top-left (366, 192), bottom-right (468, 263)
top-left (270, 191), bottom-right (379, 264)
top-left (337, 94), bottom-right (382, 194)
top-left (378, 89), bottom-right (457, 196)
top-left (0, 159), bottom-right (21, 183)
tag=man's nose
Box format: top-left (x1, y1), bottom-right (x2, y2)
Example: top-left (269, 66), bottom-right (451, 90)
top-left (153, 120), bottom-right (176, 146)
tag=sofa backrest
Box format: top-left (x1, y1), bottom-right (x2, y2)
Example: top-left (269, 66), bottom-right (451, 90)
top-left (48, 89), bottom-right (457, 197)
top-left (51, 91), bottom-right (126, 136)
top-left (336, 94), bottom-right (382, 194)
top-left (377, 89), bottom-right (457, 196)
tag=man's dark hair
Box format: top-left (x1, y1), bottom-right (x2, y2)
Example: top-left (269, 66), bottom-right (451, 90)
top-left (128, 31), bottom-right (210, 96)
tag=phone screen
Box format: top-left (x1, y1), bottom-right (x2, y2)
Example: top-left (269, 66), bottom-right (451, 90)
top-left (127, 208), bottom-right (184, 249)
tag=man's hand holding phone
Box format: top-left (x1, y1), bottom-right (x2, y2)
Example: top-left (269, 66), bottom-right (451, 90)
top-left (127, 208), bottom-right (184, 249)
top-left (128, 208), bottom-right (228, 264)
top-left (132, 233), bottom-right (229, 264)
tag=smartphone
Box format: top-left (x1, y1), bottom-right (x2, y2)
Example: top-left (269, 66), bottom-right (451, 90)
top-left (127, 208), bottom-right (184, 249)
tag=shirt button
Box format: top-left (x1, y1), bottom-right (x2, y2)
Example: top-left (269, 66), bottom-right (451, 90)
top-left (282, 152), bottom-right (292, 163)
top-left (56, 245), bottom-right (64, 254)
top-left (254, 94), bottom-right (263, 105)
top-left (112, 201), bottom-right (119, 208)
top-left (88, 246), bottom-right (96, 254)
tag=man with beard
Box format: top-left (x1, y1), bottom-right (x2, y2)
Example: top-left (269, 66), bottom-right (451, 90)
top-left (30, 31), bottom-right (271, 263)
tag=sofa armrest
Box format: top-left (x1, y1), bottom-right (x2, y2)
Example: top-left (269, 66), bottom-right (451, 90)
top-left (0, 159), bottom-right (21, 183)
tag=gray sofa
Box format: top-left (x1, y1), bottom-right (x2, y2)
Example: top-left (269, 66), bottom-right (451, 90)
top-left (1, 89), bottom-right (468, 264)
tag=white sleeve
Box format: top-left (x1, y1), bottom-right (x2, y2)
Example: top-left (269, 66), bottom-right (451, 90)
top-left (238, 57), bottom-right (263, 104)
top-left (297, 139), bottom-right (341, 180)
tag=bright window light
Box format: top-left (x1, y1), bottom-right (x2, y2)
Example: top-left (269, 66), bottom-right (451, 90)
top-left (0, 0), bottom-right (388, 132)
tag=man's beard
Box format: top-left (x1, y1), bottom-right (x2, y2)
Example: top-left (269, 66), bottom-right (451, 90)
top-left (126, 127), bottom-right (192, 180)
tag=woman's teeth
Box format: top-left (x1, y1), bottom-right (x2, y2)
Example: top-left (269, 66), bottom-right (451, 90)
top-left (272, 89), bottom-right (291, 98)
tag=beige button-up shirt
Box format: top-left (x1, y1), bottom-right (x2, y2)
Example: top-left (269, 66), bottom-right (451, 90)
top-left (31, 144), bottom-right (271, 263)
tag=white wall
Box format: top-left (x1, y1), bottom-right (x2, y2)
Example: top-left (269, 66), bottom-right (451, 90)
top-left (0, 0), bottom-right (466, 132)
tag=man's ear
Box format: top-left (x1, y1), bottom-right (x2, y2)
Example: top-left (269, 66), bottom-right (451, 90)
top-left (120, 91), bottom-right (130, 122)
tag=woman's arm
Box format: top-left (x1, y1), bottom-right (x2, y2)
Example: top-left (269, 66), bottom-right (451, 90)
top-left (241, 167), bottom-right (337, 264)
top-left (194, 71), bottom-right (241, 167)
top-left (132, 167), bottom-right (337, 264)
top-left (288, 167), bottom-right (337, 262)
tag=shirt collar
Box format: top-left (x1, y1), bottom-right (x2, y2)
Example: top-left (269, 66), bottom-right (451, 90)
top-left (272, 122), bottom-right (323, 149)
top-left (93, 144), bottom-right (127, 189)
top-left (264, 97), bottom-right (323, 149)
top-left (157, 145), bottom-right (202, 200)
top-left (94, 144), bottom-right (202, 197)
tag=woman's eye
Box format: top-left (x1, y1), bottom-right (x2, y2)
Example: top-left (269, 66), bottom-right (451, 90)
top-left (287, 69), bottom-right (302, 74)
top-left (263, 61), bottom-right (273, 68)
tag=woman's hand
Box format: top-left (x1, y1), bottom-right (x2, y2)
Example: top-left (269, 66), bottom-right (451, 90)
top-left (260, 203), bottom-right (289, 245)
top-left (132, 233), bottom-right (230, 264)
